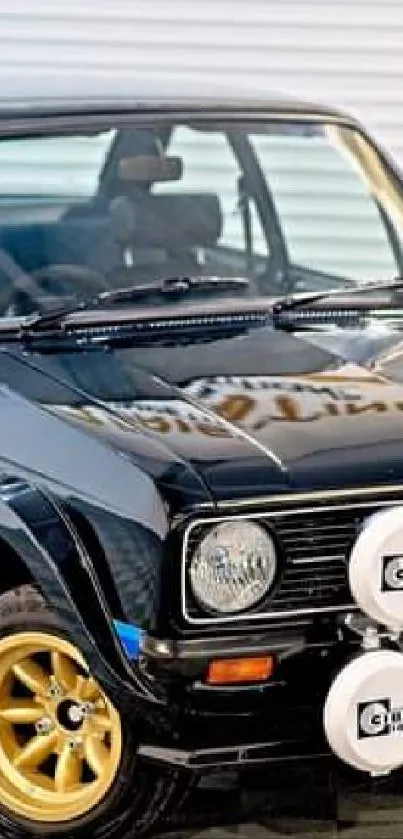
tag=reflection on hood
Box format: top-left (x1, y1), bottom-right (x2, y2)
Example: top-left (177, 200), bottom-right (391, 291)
top-left (3, 322), bottom-right (403, 505)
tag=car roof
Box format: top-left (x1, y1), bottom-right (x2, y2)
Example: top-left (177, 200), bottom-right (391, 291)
top-left (0, 76), bottom-right (356, 124)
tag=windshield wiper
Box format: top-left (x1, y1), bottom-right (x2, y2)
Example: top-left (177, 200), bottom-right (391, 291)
top-left (273, 277), bottom-right (403, 315)
top-left (4, 274), bottom-right (403, 341)
top-left (98, 275), bottom-right (250, 304)
top-left (15, 275), bottom-right (251, 334)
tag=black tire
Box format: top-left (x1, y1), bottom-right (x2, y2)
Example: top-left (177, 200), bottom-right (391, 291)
top-left (0, 585), bottom-right (188, 839)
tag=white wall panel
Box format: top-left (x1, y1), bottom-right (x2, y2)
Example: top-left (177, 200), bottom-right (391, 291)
top-left (0, 1), bottom-right (401, 159)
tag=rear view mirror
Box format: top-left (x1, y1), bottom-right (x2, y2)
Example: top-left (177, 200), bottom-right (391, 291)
top-left (118, 155), bottom-right (183, 183)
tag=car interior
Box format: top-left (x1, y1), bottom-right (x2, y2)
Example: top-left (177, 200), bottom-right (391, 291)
top-left (0, 125), bottom-right (256, 312)
top-left (0, 124), bottom-right (355, 315)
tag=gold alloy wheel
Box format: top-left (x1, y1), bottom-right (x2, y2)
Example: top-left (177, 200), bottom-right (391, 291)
top-left (0, 631), bottom-right (122, 822)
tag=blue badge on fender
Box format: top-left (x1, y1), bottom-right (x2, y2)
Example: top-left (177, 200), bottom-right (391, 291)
top-left (113, 620), bottom-right (143, 659)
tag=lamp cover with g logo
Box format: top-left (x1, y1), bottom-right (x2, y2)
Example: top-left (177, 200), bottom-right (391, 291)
top-left (324, 650), bottom-right (403, 773)
top-left (349, 507), bottom-right (403, 630)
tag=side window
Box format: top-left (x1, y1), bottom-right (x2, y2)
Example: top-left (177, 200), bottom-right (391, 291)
top-left (154, 126), bottom-right (269, 258)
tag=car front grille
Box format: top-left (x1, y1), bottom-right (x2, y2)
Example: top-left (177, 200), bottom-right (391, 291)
top-left (271, 511), bottom-right (359, 612)
top-left (182, 493), bottom-right (403, 625)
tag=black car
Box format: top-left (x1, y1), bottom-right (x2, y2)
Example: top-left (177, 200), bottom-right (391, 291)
top-left (2, 80), bottom-right (403, 838)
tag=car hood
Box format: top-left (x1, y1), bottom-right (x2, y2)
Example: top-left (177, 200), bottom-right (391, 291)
top-left (2, 326), bottom-right (403, 510)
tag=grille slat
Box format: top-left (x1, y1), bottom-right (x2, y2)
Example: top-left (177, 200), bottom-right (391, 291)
top-left (183, 496), bottom-right (403, 624)
top-left (282, 543), bottom-right (352, 557)
top-left (279, 527), bottom-right (357, 540)
top-left (279, 521), bottom-right (357, 535)
top-left (281, 572), bottom-right (346, 584)
top-left (282, 563), bottom-right (345, 574)
top-left (292, 554), bottom-right (346, 565)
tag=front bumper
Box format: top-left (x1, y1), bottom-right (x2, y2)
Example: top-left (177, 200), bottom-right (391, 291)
top-left (139, 736), bottom-right (328, 771)
top-left (135, 612), bottom-right (363, 779)
top-left (137, 639), bottom-right (340, 773)
top-left (141, 615), bottom-right (344, 678)
top-left (142, 628), bottom-right (307, 665)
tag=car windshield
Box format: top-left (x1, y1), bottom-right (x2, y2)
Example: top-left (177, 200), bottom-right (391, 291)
top-left (1, 116), bottom-right (403, 318)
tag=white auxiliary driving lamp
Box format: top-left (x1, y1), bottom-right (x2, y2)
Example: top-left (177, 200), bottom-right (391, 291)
top-left (324, 507), bottom-right (403, 774)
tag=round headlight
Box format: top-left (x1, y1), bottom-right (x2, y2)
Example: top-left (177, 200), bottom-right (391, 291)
top-left (189, 520), bottom-right (277, 614)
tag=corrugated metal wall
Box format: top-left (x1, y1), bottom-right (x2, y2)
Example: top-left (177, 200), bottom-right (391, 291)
top-left (0, 0), bottom-right (402, 160)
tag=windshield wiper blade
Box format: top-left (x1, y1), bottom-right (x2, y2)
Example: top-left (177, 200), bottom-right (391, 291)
top-left (9, 274), bottom-right (401, 339)
top-left (13, 275), bottom-right (251, 334)
top-left (273, 277), bottom-right (403, 315)
top-left (97, 275), bottom-right (250, 305)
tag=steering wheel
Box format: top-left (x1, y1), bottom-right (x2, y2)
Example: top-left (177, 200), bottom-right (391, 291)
top-left (2, 263), bottom-right (109, 316)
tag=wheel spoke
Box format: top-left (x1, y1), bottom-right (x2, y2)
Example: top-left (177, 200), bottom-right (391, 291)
top-left (76, 675), bottom-right (99, 701)
top-left (14, 730), bottom-right (58, 769)
top-left (51, 652), bottom-right (77, 692)
top-left (0, 699), bottom-right (43, 724)
top-left (92, 713), bottom-right (112, 733)
top-left (84, 736), bottom-right (109, 777)
top-left (55, 744), bottom-right (82, 792)
top-left (12, 658), bottom-right (50, 697)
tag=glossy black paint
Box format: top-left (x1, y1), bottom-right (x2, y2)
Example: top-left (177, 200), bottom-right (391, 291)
top-left (0, 478), bottom-right (165, 704)
top-left (2, 325), bottom-right (403, 511)
top-left (0, 322), bottom-right (400, 666)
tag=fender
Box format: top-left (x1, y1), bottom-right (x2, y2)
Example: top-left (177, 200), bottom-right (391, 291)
top-left (0, 477), bottom-right (165, 708)
top-left (0, 383), bottom-right (168, 539)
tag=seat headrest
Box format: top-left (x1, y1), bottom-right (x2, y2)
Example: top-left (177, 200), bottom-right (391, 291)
top-left (109, 193), bottom-right (222, 249)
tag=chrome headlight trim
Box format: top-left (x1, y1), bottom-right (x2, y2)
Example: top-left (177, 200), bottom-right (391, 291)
top-left (180, 499), bottom-right (403, 626)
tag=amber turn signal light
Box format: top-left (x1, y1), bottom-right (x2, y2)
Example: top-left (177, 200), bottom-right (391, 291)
top-left (206, 655), bottom-right (274, 685)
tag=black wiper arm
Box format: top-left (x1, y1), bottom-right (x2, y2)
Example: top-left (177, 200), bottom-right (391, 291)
top-left (97, 275), bottom-right (250, 305)
top-left (273, 277), bottom-right (403, 315)
top-left (8, 275), bottom-right (403, 338)
top-left (12, 275), bottom-right (250, 334)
